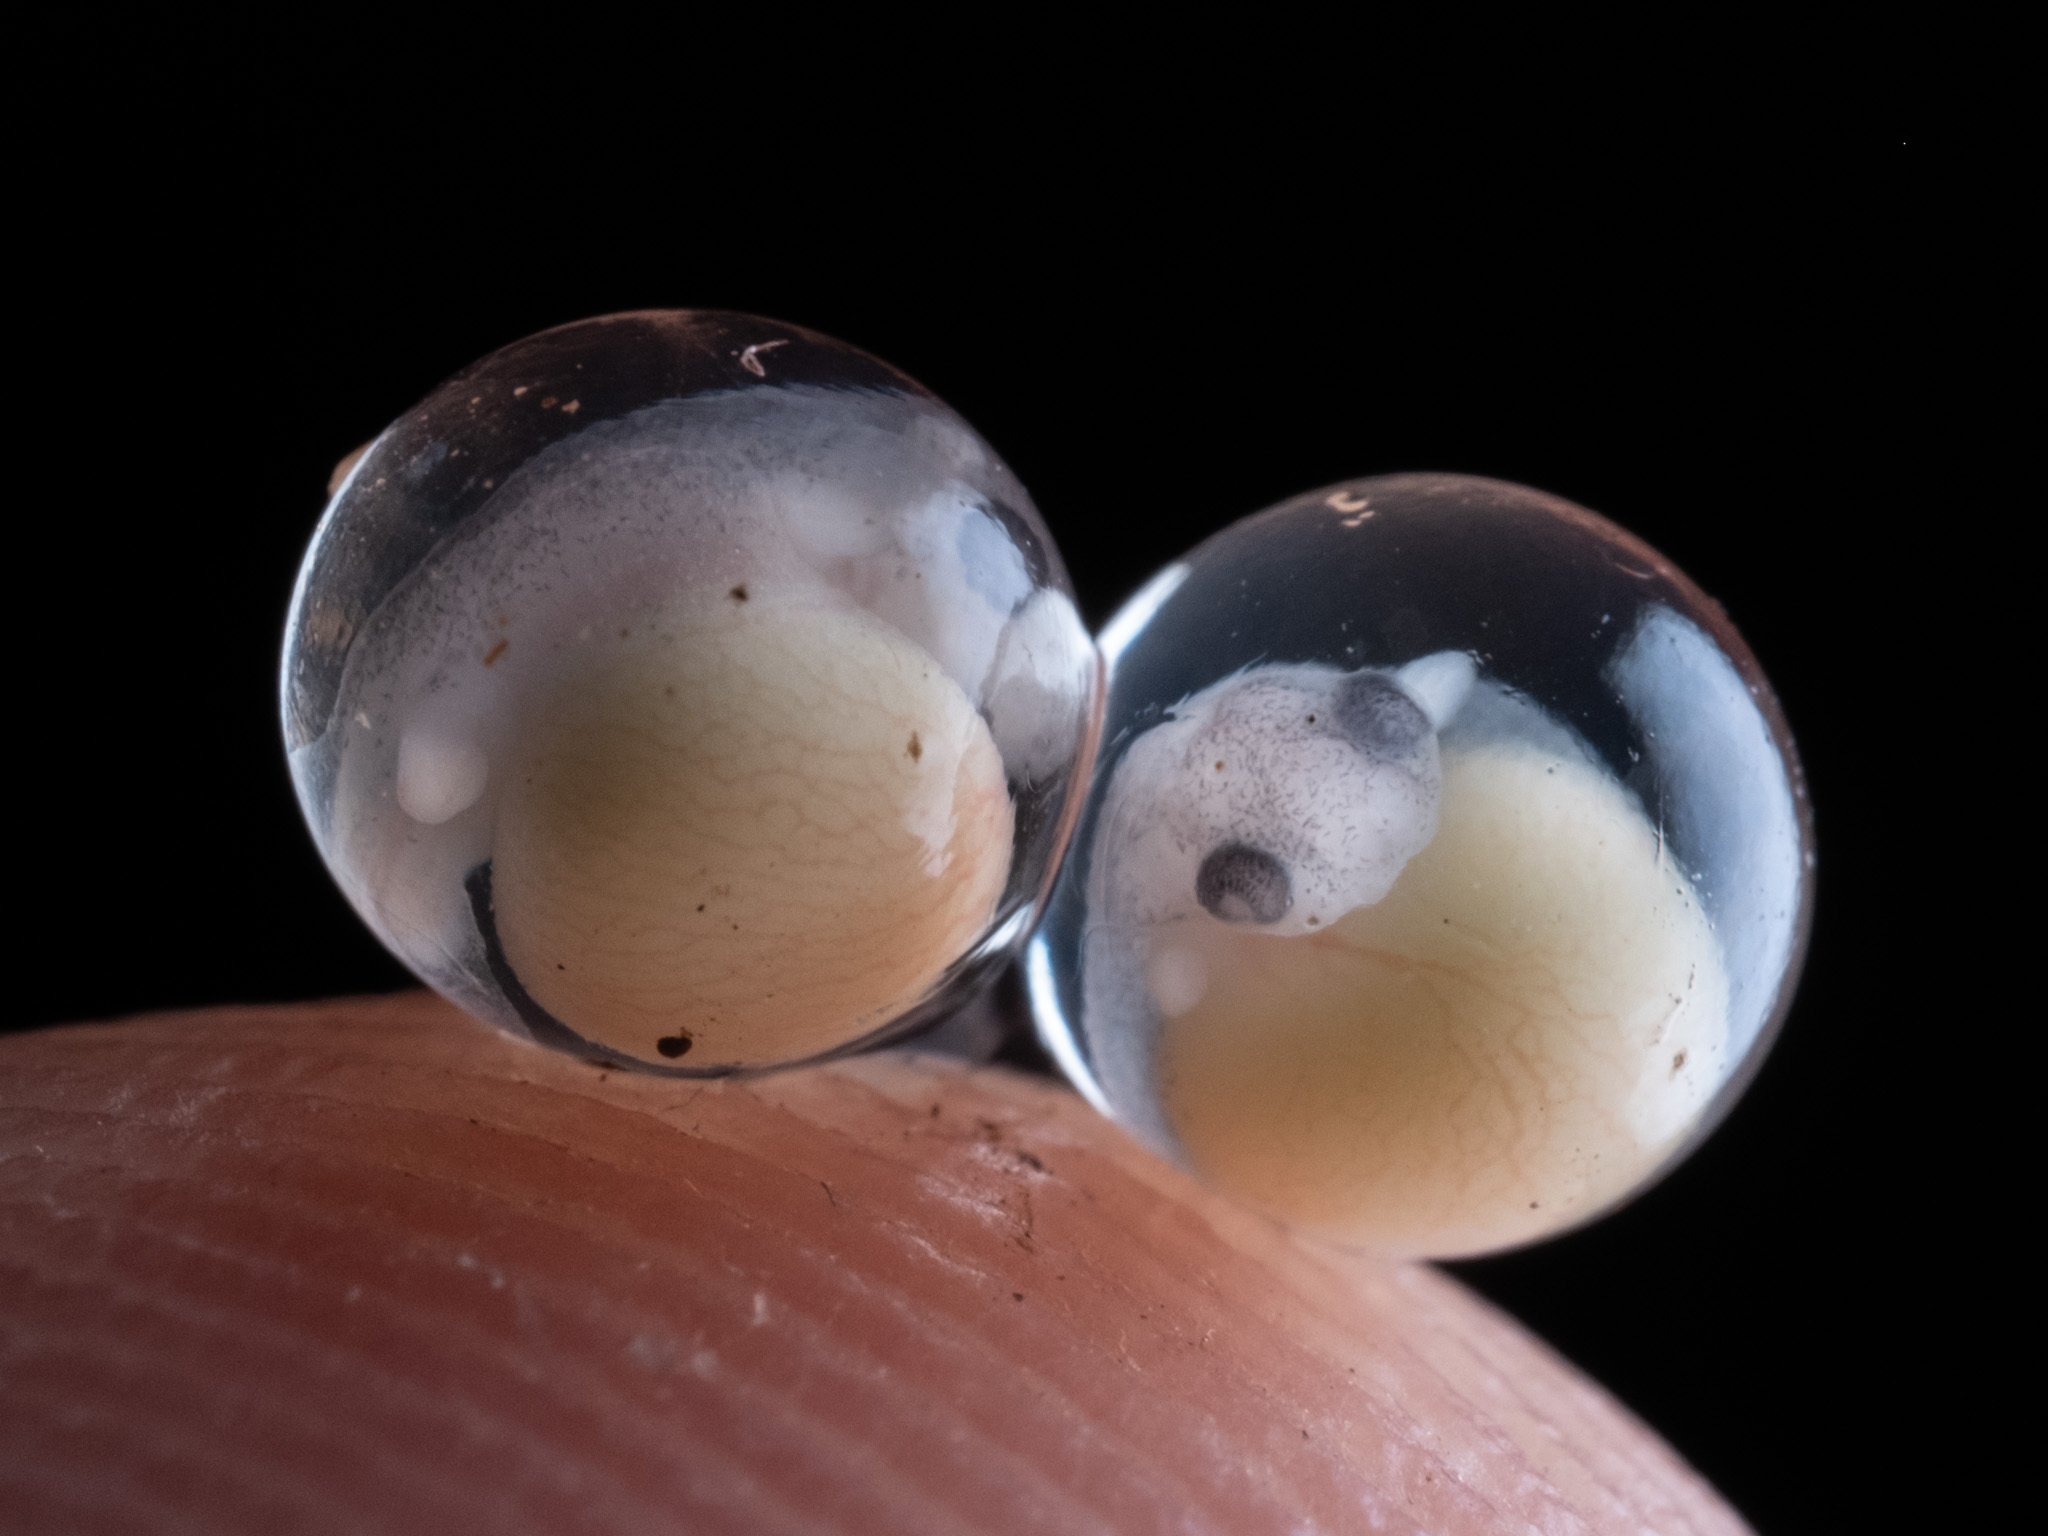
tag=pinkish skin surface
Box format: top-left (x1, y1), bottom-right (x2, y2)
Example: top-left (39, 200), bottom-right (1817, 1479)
top-left (0, 993), bottom-right (1746, 1535)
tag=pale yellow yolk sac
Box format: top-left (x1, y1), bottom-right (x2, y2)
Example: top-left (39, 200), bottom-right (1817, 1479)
top-left (1155, 741), bottom-right (1729, 1258)
top-left (491, 595), bottom-right (1014, 1069)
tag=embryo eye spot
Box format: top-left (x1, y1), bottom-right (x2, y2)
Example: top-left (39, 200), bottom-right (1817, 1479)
top-left (1196, 843), bottom-right (1293, 925)
top-left (1331, 671), bottom-right (1430, 759)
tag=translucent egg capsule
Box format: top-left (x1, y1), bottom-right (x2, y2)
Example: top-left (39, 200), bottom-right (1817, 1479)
top-left (284, 312), bottom-right (1098, 1073)
top-left (1029, 474), bottom-right (1812, 1258)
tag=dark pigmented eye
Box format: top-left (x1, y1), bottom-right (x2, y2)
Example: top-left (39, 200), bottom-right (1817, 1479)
top-left (1195, 843), bottom-right (1293, 925)
top-left (1331, 671), bottom-right (1430, 759)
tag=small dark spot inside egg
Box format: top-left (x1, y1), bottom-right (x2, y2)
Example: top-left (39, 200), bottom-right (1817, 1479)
top-left (1672, 1050), bottom-right (1687, 1072)
top-left (1332, 671), bottom-right (1429, 757)
top-left (1013, 1292), bottom-right (1025, 1302)
top-left (656, 1034), bottom-right (694, 1058)
top-left (697, 903), bottom-right (706, 912)
top-left (730, 584), bottom-right (749, 602)
top-left (907, 731), bottom-right (923, 761)
top-left (1197, 842), bottom-right (1293, 925)
top-left (483, 639), bottom-right (509, 666)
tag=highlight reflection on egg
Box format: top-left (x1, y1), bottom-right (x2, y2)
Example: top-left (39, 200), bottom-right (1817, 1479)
top-left (284, 312), bottom-right (1097, 1073)
top-left (1030, 474), bottom-right (1811, 1258)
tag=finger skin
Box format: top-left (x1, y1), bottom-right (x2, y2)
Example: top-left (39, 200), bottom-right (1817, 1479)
top-left (0, 994), bottom-right (1746, 1535)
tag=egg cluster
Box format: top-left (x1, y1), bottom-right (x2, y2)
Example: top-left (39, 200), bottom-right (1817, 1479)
top-left (286, 319), bottom-right (1810, 1256)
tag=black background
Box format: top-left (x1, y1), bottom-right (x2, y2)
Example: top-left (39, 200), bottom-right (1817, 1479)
top-left (20, 32), bottom-right (1969, 1532)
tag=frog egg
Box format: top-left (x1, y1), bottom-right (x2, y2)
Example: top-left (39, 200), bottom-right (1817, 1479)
top-left (283, 312), bottom-right (1098, 1073)
top-left (1028, 473), bottom-right (1812, 1259)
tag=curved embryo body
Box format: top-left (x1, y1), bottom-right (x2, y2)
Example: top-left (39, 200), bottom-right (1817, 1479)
top-left (1083, 654), bottom-right (1729, 1256)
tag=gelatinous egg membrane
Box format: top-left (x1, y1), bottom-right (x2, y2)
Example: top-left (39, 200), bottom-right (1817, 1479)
top-left (298, 387), bottom-right (1091, 1070)
top-left (1034, 479), bottom-right (1808, 1258)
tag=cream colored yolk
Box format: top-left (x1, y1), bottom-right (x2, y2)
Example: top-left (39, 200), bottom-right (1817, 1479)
top-left (1154, 742), bottom-right (1728, 1258)
top-left (492, 597), bottom-right (1013, 1068)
